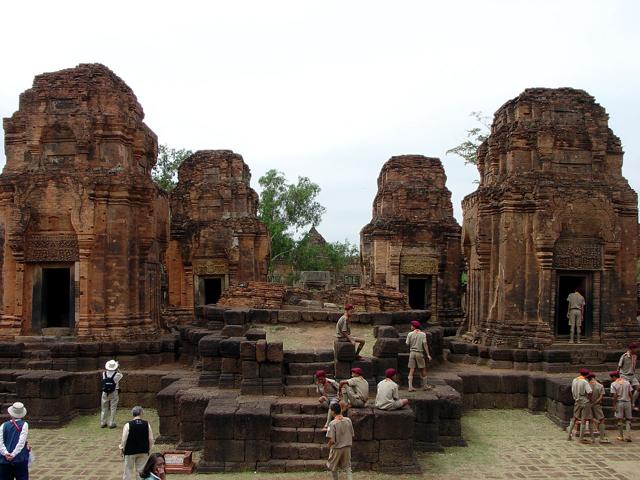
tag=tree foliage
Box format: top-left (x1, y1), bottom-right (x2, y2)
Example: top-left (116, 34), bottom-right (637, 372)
top-left (152, 144), bottom-right (193, 192)
top-left (446, 111), bottom-right (491, 165)
top-left (291, 237), bottom-right (359, 273)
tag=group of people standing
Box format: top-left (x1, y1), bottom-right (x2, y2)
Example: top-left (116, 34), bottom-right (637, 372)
top-left (318, 305), bottom-right (433, 479)
top-left (569, 343), bottom-right (639, 443)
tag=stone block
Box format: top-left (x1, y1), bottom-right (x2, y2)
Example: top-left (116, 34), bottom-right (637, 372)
top-left (373, 326), bottom-right (399, 338)
top-left (220, 337), bottom-right (243, 358)
top-left (352, 440), bottom-right (379, 463)
top-left (373, 408), bottom-right (414, 440)
top-left (223, 309), bottom-right (247, 326)
top-left (204, 400), bottom-right (237, 439)
top-left (335, 360), bottom-right (352, 379)
top-left (349, 407), bottom-right (374, 440)
top-left (221, 325), bottom-right (246, 338)
top-left (351, 357), bottom-right (374, 379)
top-left (202, 356), bottom-right (222, 372)
top-left (278, 310), bottom-right (300, 323)
top-left (412, 392), bottom-right (440, 423)
top-left (316, 350), bottom-right (334, 362)
top-left (527, 350), bottom-right (542, 362)
top-left (244, 440), bottom-right (271, 463)
top-left (448, 341), bottom-right (468, 355)
top-left (240, 341), bottom-right (257, 360)
top-left (391, 311), bottom-right (413, 325)
top-left (414, 421), bottom-right (440, 443)
top-left (373, 338), bottom-right (400, 358)
top-left (378, 439), bottom-right (415, 465)
top-left (259, 363), bottom-right (282, 379)
top-left (334, 340), bottom-right (356, 361)
top-left (490, 347), bottom-right (513, 361)
top-left (234, 400), bottom-right (272, 440)
top-left (374, 357), bottom-right (397, 377)
top-left (240, 378), bottom-right (262, 395)
top-left (248, 309), bottom-right (270, 324)
top-left (245, 329), bottom-right (267, 341)
top-left (221, 357), bottom-right (241, 374)
top-left (242, 361), bottom-right (259, 379)
top-left (542, 350), bottom-right (571, 363)
top-left (371, 313), bottom-right (392, 325)
top-left (256, 340), bottom-right (267, 363)
top-left (266, 342), bottom-right (284, 363)
top-left (199, 335), bottom-right (223, 357)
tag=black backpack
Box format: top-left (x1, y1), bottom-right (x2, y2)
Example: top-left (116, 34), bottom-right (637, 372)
top-left (101, 371), bottom-right (117, 394)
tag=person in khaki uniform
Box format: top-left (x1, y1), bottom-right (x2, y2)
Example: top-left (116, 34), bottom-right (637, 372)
top-left (375, 369), bottom-right (409, 410)
top-left (617, 342), bottom-right (639, 410)
top-left (566, 288), bottom-right (585, 344)
top-left (315, 370), bottom-right (340, 431)
top-left (338, 367), bottom-right (369, 409)
top-left (567, 368), bottom-right (593, 442)
top-left (326, 402), bottom-right (354, 480)
top-left (610, 370), bottom-right (633, 442)
top-left (335, 304), bottom-right (365, 359)
top-left (587, 373), bottom-right (609, 444)
top-left (406, 320), bottom-right (433, 391)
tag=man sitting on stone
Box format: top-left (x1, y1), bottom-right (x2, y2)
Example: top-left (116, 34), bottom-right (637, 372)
top-left (338, 367), bottom-right (369, 410)
top-left (100, 359), bottom-right (123, 428)
top-left (567, 368), bottom-right (593, 442)
top-left (335, 304), bottom-right (365, 360)
top-left (406, 320), bottom-right (433, 392)
top-left (618, 342), bottom-right (639, 411)
top-left (315, 370), bottom-right (340, 431)
top-left (375, 368), bottom-right (409, 410)
top-left (119, 406), bottom-right (155, 480)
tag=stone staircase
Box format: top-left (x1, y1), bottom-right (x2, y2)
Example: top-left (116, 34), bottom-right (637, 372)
top-left (601, 380), bottom-right (640, 430)
top-left (266, 398), bottom-right (330, 470)
top-left (0, 372), bottom-right (20, 422)
top-left (284, 350), bottom-right (334, 397)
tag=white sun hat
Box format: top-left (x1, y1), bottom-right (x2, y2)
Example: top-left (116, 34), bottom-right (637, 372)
top-left (8, 402), bottom-right (27, 419)
top-left (105, 359), bottom-right (119, 371)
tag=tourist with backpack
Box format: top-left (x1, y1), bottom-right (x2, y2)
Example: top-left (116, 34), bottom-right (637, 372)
top-left (100, 359), bottom-right (123, 428)
top-left (0, 402), bottom-right (30, 480)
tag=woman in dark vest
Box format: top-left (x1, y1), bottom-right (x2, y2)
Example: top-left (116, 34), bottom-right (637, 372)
top-left (0, 402), bottom-right (30, 480)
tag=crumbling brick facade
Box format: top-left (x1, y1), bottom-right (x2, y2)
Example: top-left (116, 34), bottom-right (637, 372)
top-left (0, 64), bottom-right (168, 339)
top-left (166, 150), bottom-right (269, 319)
top-left (360, 155), bottom-right (463, 325)
top-left (462, 88), bottom-right (640, 347)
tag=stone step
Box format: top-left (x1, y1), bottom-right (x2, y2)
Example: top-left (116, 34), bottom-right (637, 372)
top-left (0, 393), bottom-right (17, 403)
top-left (272, 413), bottom-right (327, 429)
top-left (25, 350), bottom-right (52, 360)
top-left (257, 459), bottom-right (328, 473)
top-left (0, 381), bottom-right (17, 394)
top-left (284, 385), bottom-right (315, 397)
top-left (272, 400), bottom-right (326, 415)
top-left (270, 426), bottom-right (326, 443)
top-left (285, 375), bottom-right (314, 385)
top-left (271, 442), bottom-right (329, 461)
top-left (288, 362), bottom-right (333, 376)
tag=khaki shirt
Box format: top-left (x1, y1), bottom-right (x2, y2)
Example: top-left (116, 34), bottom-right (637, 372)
top-left (335, 315), bottom-right (351, 339)
top-left (316, 378), bottom-right (340, 400)
top-left (618, 352), bottom-right (637, 376)
top-left (406, 330), bottom-right (427, 353)
top-left (326, 416), bottom-right (354, 448)
top-left (611, 378), bottom-right (632, 402)
top-left (567, 292), bottom-right (585, 310)
top-left (590, 380), bottom-right (604, 404)
top-left (375, 379), bottom-right (399, 410)
top-left (347, 376), bottom-right (369, 402)
top-left (571, 376), bottom-right (592, 402)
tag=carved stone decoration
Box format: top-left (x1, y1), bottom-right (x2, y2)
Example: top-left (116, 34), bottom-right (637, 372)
top-left (360, 155), bottom-right (463, 325)
top-left (461, 88), bottom-right (639, 348)
top-left (0, 64), bottom-right (169, 339)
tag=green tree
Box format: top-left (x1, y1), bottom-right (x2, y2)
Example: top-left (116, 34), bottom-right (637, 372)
top-left (446, 111), bottom-right (491, 165)
top-left (152, 144), bottom-right (193, 192)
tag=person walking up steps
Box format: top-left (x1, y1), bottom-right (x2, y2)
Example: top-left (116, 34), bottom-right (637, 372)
top-left (0, 402), bottom-right (30, 480)
top-left (315, 370), bottom-right (340, 431)
top-left (335, 304), bottom-right (365, 360)
top-left (406, 320), bottom-right (432, 391)
top-left (326, 402), bottom-right (354, 480)
top-left (609, 370), bottom-right (633, 442)
top-left (100, 359), bottom-right (123, 428)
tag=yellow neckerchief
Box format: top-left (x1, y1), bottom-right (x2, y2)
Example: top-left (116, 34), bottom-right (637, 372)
top-left (574, 375), bottom-right (585, 381)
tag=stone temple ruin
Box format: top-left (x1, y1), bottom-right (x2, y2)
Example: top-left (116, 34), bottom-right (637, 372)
top-left (0, 65), bottom-right (638, 473)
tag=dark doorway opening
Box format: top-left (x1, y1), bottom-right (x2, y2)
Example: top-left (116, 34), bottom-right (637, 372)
top-left (204, 278), bottom-right (222, 304)
top-left (42, 268), bottom-right (71, 328)
top-left (555, 272), bottom-right (592, 338)
top-left (408, 277), bottom-right (432, 310)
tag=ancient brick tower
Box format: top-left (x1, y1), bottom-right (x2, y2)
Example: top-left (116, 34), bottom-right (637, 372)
top-left (462, 88), bottom-right (640, 348)
top-left (0, 64), bottom-right (169, 339)
top-left (360, 155), bottom-right (463, 326)
top-left (166, 150), bottom-right (269, 320)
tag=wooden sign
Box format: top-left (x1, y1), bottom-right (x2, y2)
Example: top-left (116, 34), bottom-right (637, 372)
top-left (163, 450), bottom-right (194, 474)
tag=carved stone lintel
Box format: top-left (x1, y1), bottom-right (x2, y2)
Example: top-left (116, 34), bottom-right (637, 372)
top-left (552, 239), bottom-right (602, 270)
top-left (25, 234), bottom-right (79, 262)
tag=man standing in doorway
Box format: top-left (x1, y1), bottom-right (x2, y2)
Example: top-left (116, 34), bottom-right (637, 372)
top-left (335, 304), bottom-right (365, 359)
top-left (566, 288), bottom-right (585, 344)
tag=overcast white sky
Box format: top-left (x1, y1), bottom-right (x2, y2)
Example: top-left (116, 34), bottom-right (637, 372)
top-left (1, 1), bottom-right (639, 244)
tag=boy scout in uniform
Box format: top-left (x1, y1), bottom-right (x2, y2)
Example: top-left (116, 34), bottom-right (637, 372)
top-left (567, 368), bottom-right (593, 442)
top-left (587, 373), bottom-right (609, 443)
top-left (315, 370), bottom-right (340, 431)
top-left (406, 320), bottom-right (433, 392)
top-left (326, 402), bottom-right (355, 480)
top-left (566, 288), bottom-right (585, 344)
top-left (338, 367), bottom-right (369, 409)
top-left (375, 368), bottom-right (409, 410)
top-left (610, 370), bottom-right (633, 442)
top-left (618, 342), bottom-right (639, 410)
top-left (335, 304), bottom-right (365, 359)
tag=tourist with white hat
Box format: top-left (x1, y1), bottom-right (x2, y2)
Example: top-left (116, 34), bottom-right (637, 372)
top-left (0, 402), bottom-right (30, 480)
top-left (100, 359), bottom-right (123, 429)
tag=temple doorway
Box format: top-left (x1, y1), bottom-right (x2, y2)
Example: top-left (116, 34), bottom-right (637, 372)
top-left (407, 277), bottom-right (432, 310)
top-left (41, 267), bottom-right (73, 328)
top-left (203, 277), bottom-right (223, 304)
top-left (555, 272), bottom-right (592, 338)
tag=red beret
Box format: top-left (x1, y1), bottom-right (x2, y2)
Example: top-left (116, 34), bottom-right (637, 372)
top-left (315, 370), bottom-right (326, 378)
top-left (351, 367), bottom-right (363, 375)
top-left (609, 370), bottom-right (620, 377)
top-left (385, 368), bottom-right (397, 378)
top-left (410, 320), bottom-right (421, 329)
top-left (586, 373), bottom-right (596, 380)
top-left (579, 368), bottom-right (590, 376)
top-left (629, 342), bottom-right (639, 349)
top-left (345, 304), bottom-right (354, 311)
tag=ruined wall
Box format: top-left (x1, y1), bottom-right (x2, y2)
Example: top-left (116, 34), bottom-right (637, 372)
top-left (462, 88), bottom-right (640, 347)
top-left (0, 64), bottom-right (168, 339)
top-left (166, 150), bottom-right (269, 318)
top-left (360, 155), bottom-right (463, 324)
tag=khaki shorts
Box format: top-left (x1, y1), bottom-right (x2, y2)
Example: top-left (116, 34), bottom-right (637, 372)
top-left (327, 446), bottom-right (351, 471)
top-left (573, 400), bottom-right (592, 420)
top-left (621, 374), bottom-right (640, 387)
top-left (377, 399), bottom-right (405, 411)
top-left (408, 351), bottom-right (426, 369)
top-left (615, 401), bottom-right (633, 420)
top-left (568, 309), bottom-right (582, 326)
top-left (343, 386), bottom-right (366, 408)
top-left (591, 404), bottom-right (605, 421)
